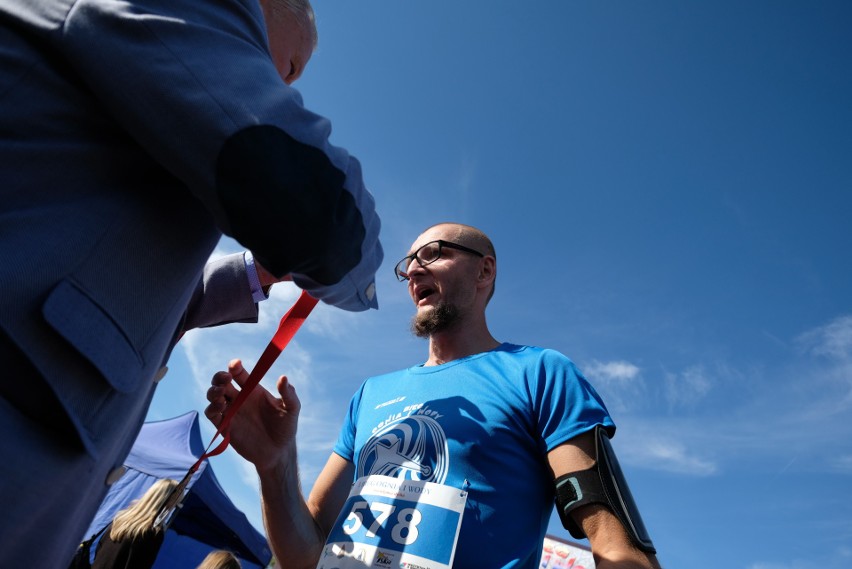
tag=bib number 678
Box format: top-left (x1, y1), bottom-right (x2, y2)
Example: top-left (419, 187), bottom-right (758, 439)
top-left (341, 500), bottom-right (422, 545)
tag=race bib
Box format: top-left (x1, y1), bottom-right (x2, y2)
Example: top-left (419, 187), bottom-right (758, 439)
top-left (317, 475), bottom-right (467, 569)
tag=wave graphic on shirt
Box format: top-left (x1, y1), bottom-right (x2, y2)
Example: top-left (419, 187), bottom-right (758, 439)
top-left (357, 415), bottom-right (449, 483)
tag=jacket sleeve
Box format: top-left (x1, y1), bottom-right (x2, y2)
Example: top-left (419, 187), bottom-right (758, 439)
top-left (182, 252), bottom-right (260, 332)
top-left (60, 0), bottom-right (382, 310)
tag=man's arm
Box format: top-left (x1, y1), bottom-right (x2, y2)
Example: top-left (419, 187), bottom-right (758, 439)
top-left (205, 359), bottom-right (351, 569)
top-left (259, 452), bottom-right (353, 568)
top-left (63, 0), bottom-right (382, 312)
top-left (182, 253), bottom-right (261, 332)
top-left (548, 431), bottom-right (662, 569)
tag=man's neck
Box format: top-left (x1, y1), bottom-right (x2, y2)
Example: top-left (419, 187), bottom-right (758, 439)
top-left (425, 323), bottom-right (500, 366)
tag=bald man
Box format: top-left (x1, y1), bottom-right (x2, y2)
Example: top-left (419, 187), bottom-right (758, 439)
top-left (207, 223), bottom-right (662, 568)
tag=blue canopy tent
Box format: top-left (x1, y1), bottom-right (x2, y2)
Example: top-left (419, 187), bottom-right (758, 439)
top-left (83, 411), bottom-right (272, 568)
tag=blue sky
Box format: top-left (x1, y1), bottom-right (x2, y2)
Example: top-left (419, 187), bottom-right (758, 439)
top-left (147, 2), bottom-right (852, 567)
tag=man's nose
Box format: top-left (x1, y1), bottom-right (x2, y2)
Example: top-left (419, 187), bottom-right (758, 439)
top-left (406, 257), bottom-right (426, 276)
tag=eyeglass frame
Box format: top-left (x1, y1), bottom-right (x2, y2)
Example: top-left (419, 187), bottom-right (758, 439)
top-left (393, 239), bottom-right (485, 281)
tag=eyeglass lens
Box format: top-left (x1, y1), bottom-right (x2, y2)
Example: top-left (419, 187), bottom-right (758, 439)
top-left (416, 242), bottom-right (442, 265)
top-left (395, 241), bottom-right (443, 280)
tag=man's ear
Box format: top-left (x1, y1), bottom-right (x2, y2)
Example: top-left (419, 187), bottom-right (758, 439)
top-left (477, 256), bottom-right (496, 288)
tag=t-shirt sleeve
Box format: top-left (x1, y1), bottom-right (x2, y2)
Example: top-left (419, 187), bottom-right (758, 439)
top-left (332, 384), bottom-right (365, 462)
top-left (533, 349), bottom-right (615, 451)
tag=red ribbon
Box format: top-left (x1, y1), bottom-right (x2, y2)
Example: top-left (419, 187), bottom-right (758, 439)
top-left (155, 289), bottom-right (319, 527)
top-left (198, 289), bottom-right (319, 464)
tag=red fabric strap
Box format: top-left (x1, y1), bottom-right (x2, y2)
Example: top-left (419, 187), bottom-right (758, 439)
top-left (196, 289), bottom-right (319, 466)
top-left (155, 290), bottom-right (318, 528)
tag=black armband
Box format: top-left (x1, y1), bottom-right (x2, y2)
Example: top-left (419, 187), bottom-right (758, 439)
top-left (554, 425), bottom-right (656, 554)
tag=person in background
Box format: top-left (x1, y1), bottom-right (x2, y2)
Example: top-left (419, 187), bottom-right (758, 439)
top-left (91, 479), bottom-right (179, 569)
top-left (205, 223), bottom-right (663, 568)
top-left (196, 550), bottom-right (242, 569)
top-left (0, 0), bottom-right (383, 567)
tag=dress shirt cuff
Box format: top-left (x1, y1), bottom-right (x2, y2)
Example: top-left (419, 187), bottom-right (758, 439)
top-left (244, 250), bottom-right (270, 303)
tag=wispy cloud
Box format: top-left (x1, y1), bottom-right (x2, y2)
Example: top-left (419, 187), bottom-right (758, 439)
top-left (583, 359), bottom-right (643, 414)
top-left (792, 315), bottom-right (852, 417)
top-left (585, 360), bottom-right (640, 381)
top-left (613, 422), bottom-right (718, 476)
top-left (663, 364), bottom-right (712, 408)
top-left (582, 359), bottom-right (718, 474)
top-left (796, 314), bottom-right (852, 361)
top-left (747, 562), bottom-right (816, 569)
top-left (747, 543), bottom-right (852, 569)
top-left (828, 454), bottom-right (852, 474)
top-left (583, 312), bottom-right (852, 478)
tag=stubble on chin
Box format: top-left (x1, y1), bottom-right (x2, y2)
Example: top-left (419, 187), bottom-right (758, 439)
top-left (411, 303), bottom-right (460, 338)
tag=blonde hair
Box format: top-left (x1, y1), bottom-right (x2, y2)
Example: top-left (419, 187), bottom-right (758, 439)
top-left (108, 478), bottom-right (179, 541)
top-left (196, 550), bottom-right (242, 569)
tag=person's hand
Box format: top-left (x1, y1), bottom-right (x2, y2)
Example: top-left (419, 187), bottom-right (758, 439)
top-left (204, 358), bottom-right (301, 474)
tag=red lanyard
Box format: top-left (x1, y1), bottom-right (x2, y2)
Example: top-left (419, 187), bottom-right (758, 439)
top-left (155, 289), bottom-right (319, 528)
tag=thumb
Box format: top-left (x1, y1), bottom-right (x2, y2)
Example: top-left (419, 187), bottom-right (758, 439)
top-left (276, 375), bottom-right (301, 414)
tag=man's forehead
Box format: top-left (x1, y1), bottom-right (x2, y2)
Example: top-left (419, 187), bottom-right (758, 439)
top-left (409, 226), bottom-right (456, 251)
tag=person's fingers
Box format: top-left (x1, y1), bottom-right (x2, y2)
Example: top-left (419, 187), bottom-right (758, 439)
top-left (203, 398), bottom-right (227, 424)
top-left (227, 358), bottom-right (252, 388)
top-left (206, 366), bottom-right (247, 424)
top-left (276, 375), bottom-right (301, 415)
top-left (209, 370), bottom-right (241, 402)
top-left (209, 371), bottom-right (230, 393)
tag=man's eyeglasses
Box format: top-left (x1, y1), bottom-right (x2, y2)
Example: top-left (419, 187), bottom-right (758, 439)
top-left (394, 239), bottom-right (484, 281)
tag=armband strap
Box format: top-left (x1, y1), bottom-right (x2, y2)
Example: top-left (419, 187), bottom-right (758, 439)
top-left (554, 425), bottom-right (656, 554)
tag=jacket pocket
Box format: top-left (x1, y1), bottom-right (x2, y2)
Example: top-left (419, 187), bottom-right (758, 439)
top-left (42, 279), bottom-right (144, 393)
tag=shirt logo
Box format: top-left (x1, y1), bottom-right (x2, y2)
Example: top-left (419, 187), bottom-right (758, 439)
top-left (358, 415), bottom-right (449, 484)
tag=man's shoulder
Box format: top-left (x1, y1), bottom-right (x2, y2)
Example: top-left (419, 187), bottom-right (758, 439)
top-left (496, 342), bottom-right (575, 363)
top-left (362, 366), bottom-right (412, 384)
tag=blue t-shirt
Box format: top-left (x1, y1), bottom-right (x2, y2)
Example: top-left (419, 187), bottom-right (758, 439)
top-left (333, 343), bottom-right (614, 568)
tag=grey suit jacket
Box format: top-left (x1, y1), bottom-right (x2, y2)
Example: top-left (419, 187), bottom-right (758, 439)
top-left (0, 0), bottom-right (382, 565)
